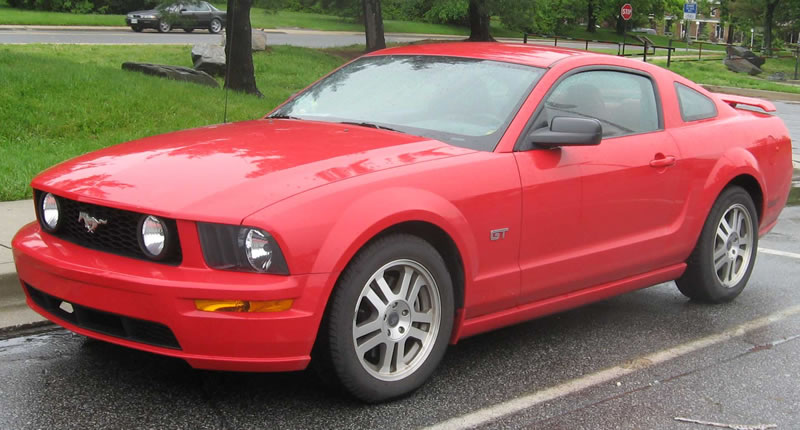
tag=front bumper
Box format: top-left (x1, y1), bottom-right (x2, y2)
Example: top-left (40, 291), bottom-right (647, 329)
top-left (126, 18), bottom-right (159, 27)
top-left (12, 221), bottom-right (333, 372)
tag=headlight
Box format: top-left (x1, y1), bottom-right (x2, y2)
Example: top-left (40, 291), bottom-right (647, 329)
top-left (39, 192), bottom-right (61, 232)
top-left (143, 14), bottom-right (156, 18)
top-left (138, 215), bottom-right (171, 260)
top-left (197, 223), bottom-right (289, 274)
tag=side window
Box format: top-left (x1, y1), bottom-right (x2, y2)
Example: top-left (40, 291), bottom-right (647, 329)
top-left (536, 70), bottom-right (660, 138)
top-left (675, 82), bottom-right (717, 122)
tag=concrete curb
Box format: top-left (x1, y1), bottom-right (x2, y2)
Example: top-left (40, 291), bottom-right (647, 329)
top-left (701, 84), bottom-right (800, 103)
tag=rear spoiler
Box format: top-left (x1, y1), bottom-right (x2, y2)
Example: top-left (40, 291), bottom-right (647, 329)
top-left (716, 94), bottom-right (776, 113)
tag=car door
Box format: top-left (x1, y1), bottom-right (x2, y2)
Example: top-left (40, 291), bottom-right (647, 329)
top-left (515, 67), bottom-right (687, 304)
top-left (196, 2), bottom-right (212, 26)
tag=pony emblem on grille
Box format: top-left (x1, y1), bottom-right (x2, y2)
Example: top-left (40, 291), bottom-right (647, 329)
top-left (78, 211), bottom-right (107, 233)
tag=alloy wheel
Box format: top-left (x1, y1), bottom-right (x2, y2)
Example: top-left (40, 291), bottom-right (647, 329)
top-left (713, 203), bottom-right (754, 288)
top-left (351, 259), bottom-right (441, 382)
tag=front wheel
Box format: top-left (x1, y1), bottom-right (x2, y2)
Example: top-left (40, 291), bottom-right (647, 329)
top-left (131, 25), bottom-right (143, 32)
top-left (322, 234), bottom-right (454, 402)
top-left (157, 20), bottom-right (171, 33)
top-left (209, 18), bottom-right (222, 34)
top-left (676, 186), bottom-right (758, 303)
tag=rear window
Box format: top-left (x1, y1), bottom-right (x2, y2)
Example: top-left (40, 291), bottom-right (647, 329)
top-left (675, 83), bottom-right (717, 122)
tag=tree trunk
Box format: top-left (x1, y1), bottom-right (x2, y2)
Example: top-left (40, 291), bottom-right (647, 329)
top-left (763, 0), bottom-right (780, 55)
top-left (726, 23), bottom-right (734, 44)
top-left (224, 0), bottom-right (262, 96)
top-left (467, 0), bottom-right (494, 42)
top-left (615, 15), bottom-right (625, 35)
top-left (586, 0), bottom-right (596, 33)
top-left (363, 0), bottom-right (386, 52)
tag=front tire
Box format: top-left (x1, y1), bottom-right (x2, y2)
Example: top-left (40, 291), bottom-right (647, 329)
top-left (157, 20), bottom-right (171, 33)
top-left (676, 186), bottom-right (758, 303)
top-left (131, 25), bottom-right (143, 32)
top-left (323, 234), bottom-right (454, 402)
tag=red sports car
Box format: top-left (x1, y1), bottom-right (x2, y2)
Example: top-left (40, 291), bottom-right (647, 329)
top-left (12, 43), bottom-right (793, 402)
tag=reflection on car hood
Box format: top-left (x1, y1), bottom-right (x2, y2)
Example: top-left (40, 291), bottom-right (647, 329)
top-left (32, 119), bottom-right (474, 224)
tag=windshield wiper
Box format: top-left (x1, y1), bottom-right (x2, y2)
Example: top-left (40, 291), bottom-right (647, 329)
top-left (339, 121), bottom-right (405, 134)
top-left (269, 114), bottom-right (302, 120)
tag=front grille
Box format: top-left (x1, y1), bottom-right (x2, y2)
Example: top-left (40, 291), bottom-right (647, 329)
top-left (35, 190), bottom-right (181, 264)
top-left (25, 283), bottom-right (182, 350)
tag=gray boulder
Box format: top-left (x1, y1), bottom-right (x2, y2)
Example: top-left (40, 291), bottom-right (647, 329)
top-left (726, 45), bottom-right (765, 68)
top-left (221, 29), bottom-right (269, 51)
top-left (723, 57), bottom-right (763, 75)
top-left (767, 72), bottom-right (787, 81)
top-left (122, 62), bottom-right (220, 88)
top-left (191, 43), bottom-right (226, 77)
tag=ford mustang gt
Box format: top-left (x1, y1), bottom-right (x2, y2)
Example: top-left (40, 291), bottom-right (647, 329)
top-left (12, 43), bottom-right (793, 402)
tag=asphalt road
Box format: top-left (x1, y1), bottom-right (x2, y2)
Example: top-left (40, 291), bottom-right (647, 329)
top-left (0, 27), bottom-right (646, 52)
top-left (1, 207), bottom-right (799, 429)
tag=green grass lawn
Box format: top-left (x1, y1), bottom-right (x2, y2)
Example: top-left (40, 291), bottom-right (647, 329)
top-left (0, 44), bottom-right (347, 201)
top-left (0, 0), bottom-right (124, 26)
top-left (654, 57), bottom-right (800, 94)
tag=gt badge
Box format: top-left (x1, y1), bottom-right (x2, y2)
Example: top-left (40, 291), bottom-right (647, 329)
top-left (490, 228), bottom-right (509, 241)
top-left (78, 211), bottom-right (107, 233)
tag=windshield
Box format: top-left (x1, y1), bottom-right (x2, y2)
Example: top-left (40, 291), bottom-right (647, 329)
top-left (270, 55), bottom-right (545, 151)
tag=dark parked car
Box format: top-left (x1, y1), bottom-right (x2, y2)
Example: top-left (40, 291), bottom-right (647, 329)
top-left (125, 2), bottom-right (226, 33)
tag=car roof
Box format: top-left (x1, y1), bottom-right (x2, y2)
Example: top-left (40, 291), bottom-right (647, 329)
top-left (366, 42), bottom-right (599, 69)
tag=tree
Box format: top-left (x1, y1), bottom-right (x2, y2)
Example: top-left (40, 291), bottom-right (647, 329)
top-left (363, 0), bottom-right (386, 52)
top-left (224, 0), bottom-right (262, 96)
top-left (467, 0), bottom-right (494, 41)
top-left (763, 0), bottom-right (780, 54)
top-left (586, 0), bottom-right (597, 32)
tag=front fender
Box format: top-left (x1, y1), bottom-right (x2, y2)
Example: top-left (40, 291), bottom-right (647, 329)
top-left (312, 186), bottom-right (478, 279)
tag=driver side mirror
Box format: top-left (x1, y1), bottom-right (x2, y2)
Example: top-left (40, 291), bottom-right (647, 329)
top-left (527, 116), bottom-right (602, 149)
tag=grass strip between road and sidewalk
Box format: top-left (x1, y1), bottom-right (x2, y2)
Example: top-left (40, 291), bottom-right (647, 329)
top-left (0, 44), bottom-right (348, 201)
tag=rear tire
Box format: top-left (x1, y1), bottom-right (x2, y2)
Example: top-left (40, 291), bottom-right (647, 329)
top-left (321, 234), bottom-right (454, 403)
top-left (209, 18), bottom-right (222, 34)
top-left (676, 186), bottom-right (758, 303)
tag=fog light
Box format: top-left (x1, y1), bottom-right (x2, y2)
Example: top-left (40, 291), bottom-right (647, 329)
top-left (194, 299), bottom-right (293, 313)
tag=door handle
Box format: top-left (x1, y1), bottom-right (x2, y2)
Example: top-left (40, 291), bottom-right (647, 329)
top-left (649, 155), bottom-right (676, 168)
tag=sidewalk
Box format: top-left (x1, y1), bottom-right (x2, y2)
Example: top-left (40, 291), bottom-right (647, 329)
top-left (0, 200), bottom-right (45, 332)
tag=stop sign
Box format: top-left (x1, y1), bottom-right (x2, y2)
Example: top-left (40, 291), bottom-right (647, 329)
top-left (621, 3), bottom-right (633, 20)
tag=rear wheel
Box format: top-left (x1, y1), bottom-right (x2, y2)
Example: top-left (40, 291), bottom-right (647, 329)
top-left (322, 234), bottom-right (454, 402)
top-left (676, 186), bottom-right (758, 303)
top-left (209, 18), bottom-right (222, 34)
top-left (157, 20), bottom-right (171, 33)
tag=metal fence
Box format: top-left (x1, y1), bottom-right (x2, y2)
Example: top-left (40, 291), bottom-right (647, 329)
top-left (521, 33), bottom-right (800, 79)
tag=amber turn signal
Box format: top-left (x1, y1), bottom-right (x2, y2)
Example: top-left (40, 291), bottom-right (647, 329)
top-left (195, 299), bottom-right (293, 313)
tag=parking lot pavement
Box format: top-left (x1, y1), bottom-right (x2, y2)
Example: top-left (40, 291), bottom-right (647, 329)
top-left (1, 207), bottom-right (799, 429)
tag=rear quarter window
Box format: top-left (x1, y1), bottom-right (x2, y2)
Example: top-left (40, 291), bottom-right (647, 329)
top-left (675, 82), bottom-right (717, 122)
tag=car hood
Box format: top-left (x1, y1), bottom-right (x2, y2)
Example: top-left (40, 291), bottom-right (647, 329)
top-left (32, 119), bottom-right (473, 224)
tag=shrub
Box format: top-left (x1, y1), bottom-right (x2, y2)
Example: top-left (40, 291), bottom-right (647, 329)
top-left (8, 0), bottom-right (163, 14)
